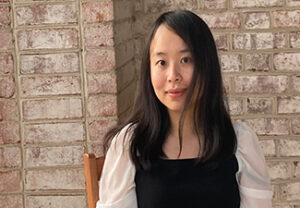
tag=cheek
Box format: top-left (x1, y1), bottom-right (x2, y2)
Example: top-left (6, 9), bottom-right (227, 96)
top-left (150, 69), bottom-right (165, 91)
top-left (186, 66), bottom-right (194, 83)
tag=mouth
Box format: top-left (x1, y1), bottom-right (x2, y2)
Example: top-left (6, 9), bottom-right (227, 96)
top-left (167, 89), bottom-right (187, 98)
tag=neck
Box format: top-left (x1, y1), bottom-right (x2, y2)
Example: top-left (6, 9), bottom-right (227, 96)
top-left (168, 109), bottom-right (195, 140)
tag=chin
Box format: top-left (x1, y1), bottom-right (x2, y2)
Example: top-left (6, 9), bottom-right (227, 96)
top-left (166, 106), bottom-right (184, 113)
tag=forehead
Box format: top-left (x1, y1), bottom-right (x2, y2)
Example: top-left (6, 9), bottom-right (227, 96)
top-left (150, 24), bottom-right (189, 55)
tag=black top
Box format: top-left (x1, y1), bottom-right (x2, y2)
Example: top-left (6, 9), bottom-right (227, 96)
top-left (135, 155), bottom-right (240, 208)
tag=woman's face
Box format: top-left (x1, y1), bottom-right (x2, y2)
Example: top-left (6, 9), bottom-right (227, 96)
top-left (150, 24), bottom-right (194, 114)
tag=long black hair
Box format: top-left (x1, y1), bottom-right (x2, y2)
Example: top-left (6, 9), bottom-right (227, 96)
top-left (103, 10), bottom-right (237, 170)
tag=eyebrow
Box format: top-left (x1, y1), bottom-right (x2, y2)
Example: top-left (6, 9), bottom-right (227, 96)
top-left (153, 48), bottom-right (191, 56)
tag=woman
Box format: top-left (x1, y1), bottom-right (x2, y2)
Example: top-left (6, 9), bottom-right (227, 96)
top-left (97, 10), bottom-right (273, 208)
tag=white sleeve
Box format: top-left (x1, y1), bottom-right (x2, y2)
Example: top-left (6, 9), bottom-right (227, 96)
top-left (234, 122), bottom-right (273, 208)
top-left (96, 124), bottom-right (138, 208)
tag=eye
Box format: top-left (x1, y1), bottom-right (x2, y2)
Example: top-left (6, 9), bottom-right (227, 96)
top-left (157, 60), bottom-right (166, 66)
top-left (180, 57), bottom-right (191, 64)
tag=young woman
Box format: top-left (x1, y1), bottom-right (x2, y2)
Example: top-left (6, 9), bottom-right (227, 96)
top-left (96, 10), bottom-right (273, 208)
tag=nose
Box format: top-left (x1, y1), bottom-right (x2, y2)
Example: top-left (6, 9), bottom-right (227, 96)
top-left (167, 63), bottom-right (182, 83)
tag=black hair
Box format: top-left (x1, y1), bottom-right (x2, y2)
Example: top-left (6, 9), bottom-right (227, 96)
top-left (103, 10), bottom-right (237, 170)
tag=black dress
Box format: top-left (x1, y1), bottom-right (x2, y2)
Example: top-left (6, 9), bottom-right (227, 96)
top-left (135, 155), bottom-right (240, 208)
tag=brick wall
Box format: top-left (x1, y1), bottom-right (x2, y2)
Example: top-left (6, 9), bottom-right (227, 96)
top-left (134, 0), bottom-right (300, 207)
top-left (0, 0), bottom-right (117, 207)
top-left (0, 0), bottom-right (299, 207)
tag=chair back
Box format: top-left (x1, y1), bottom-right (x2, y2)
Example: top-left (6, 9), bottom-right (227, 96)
top-left (83, 153), bottom-right (105, 208)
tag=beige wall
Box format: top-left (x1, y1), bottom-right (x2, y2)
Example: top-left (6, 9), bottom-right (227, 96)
top-left (0, 0), bottom-right (299, 207)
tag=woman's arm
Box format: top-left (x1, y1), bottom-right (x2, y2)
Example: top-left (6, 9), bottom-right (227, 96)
top-left (234, 122), bottom-right (273, 208)
top-left (97, 124), bottom-right (137, 208)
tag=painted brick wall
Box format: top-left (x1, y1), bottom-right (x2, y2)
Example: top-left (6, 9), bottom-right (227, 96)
top-left (0, 0), bottom-right (299, 207)
top-left (0, 0), bottom-right (117, 207)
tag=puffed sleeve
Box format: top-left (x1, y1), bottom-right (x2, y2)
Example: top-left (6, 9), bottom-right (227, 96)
top-left (96, 124), bottom-right (138, 208)
top-left (234, 122), bottom-right (273, 208)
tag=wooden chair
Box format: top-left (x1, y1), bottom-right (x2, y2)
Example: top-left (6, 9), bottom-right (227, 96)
top-left (83, 153), bottom-right (105, 208)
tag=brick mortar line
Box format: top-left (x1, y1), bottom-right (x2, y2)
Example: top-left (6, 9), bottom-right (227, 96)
top-left (0, 143), bottom-right (22, 148)
top-left (19, 95), bottom-right (83, 100)
top-left (257, 135), bottom-right (300, 139)
top-left (17, 48), bottom-right (82, 54)
top-left (272, 96), bottom-right (278, 115)
top-left (14, 24), bottom-right (80, 30)
top-left (270, 51), bottom-right (275, 72)
top-left (195, 8), bottom-right (300, 15)
top-left (218, 50), bottom-right (300, 54)
top-left (196, 5), bottom-right (300, 12)
top-left (0, 74), bottom-right (13, 78)
top-left (228, 94), bottom-right (298, 99)
top-left (18, 48), bottom-right (81, 53)
top-left (18, 72), bottom-right (82, 77)
top-left (86, 70), bottom-right (117, 75)
top-left (284, 0), bottom-right (288, 6)
top-left (0, 193), bottom-right (23, 196)
top-left (232, 114), bottom-right (300, 118)
top-left (13, 0), bottom-right (77, 6)
top-left (8, 0), bottom-right (27, 205)
top-left (77, 0), bottom-right (90, 169)
top-left (22, 191), bottom-right (86, 196)
top-left (0, 142), bottom-right (85, 148)
top-left (0, 164), bottom-right (83, 171)
top-left (81, 21), bottom-right (114, 27)
top-left (88, 116), bottom-right (123, 121)
top-left (286, 33), bottom-right (291, 48)
top-left (226, 28), bottom-right (299, 33)
top-left (196, 0), bottom-right (203, 9)
top-left (20, 95), bottom-right (83, 99)
top-left (141, 7), bottom-right (300, 16)
top-left (266, 158), bottom-right (300, 162)
top-left (15, 46), bottom-right (300, 56)
top-left (23, 165), bottom-right (85, 171)
top-left (22, 118), bottom-right (84, 124)
top-left (21, 118), bottom-right (95, 124)
top-left (86, 116), bottom-right (117, 122)
top-left (241, 96), bottom-right (247, 115)
top-left (0, 50), bottom-right (13, 54)
top-left (23, 192), bottom-right (85, 196)
top-left (271, 179), bottom-right (300, 185)
top-left (12, 25), bottom-right (299, 34)
top-left (22, 190), bottom-right (86, 195)
top-left (84, 46), bottom-right (118, 51)
top-left (21, 118), bottom-right (85, 123)
top-left (0, 26), bottom-right (11, 30)
top-left (14, 47), bottom-right (116, 55)
top-left (81, 0), bottom-right (112, 2)
top-left (222, 72), bottom-right (300, 75)
top-left (25, 140), bottom-right (84, 148)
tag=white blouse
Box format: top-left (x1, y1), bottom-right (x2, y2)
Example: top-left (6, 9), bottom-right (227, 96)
top-left (96, 122), bottom-right (273, 208)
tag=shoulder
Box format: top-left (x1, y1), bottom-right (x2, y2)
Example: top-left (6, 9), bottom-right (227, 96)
top-left (232, 122), bottom-right (266, 170)
top-left (110, 123), bottom-right (136, 152)
top-left (232, 121), bottom-right (255, 138)
top-left (233, 122), bottom-right (268, 174)
top-left (232, 122), bottom-right (259, 151)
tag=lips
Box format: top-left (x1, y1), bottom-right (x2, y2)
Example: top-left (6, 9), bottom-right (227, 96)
top-left (167, 88), bottom-right (187, 98)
